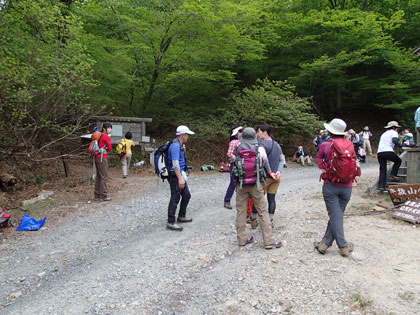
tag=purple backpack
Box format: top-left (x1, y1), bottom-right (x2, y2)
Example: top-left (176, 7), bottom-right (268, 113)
top-left (235, 144), bottom-right (265, 189)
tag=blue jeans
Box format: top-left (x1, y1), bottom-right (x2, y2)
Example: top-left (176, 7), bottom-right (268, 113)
top-left (322, 183), bottom-right (352, 248)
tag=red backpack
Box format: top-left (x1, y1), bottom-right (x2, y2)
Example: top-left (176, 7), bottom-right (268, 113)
top-left (321, 138), bottom-right (361, 183)
top-left (235, 143), bottom-right (266, 189)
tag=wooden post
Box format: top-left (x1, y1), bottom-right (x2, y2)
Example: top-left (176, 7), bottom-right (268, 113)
top-left (405, 148), bottom-right (420, 184)
top-left (61, 153), bottom-right (70, 177)
top-left (141, 122), bottom-right (146, 138)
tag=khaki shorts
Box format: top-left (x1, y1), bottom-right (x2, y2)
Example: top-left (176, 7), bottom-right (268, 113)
top-left (263, 177), bottom-right (280, 195)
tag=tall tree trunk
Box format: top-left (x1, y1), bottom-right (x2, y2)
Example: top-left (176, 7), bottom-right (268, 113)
top-left (143, 62), bottom-right (160, 110)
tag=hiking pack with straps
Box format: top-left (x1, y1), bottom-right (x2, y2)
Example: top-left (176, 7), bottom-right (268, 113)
top-left (88, 131), bottom-right (102, 156)
top-left (320, 138), bottom-right (361, 183)
top-left (154, 139), bottom-right (189, 182)
top-left (154, 140), bottom-right (174, 181)
top-left (116, 139), bottom-right (127, 157)
top-left (234, 143), bottom-right (266, 189)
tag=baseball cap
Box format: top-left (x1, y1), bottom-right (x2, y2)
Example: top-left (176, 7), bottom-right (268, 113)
top-left (176, 125), bottom-right (195, 135)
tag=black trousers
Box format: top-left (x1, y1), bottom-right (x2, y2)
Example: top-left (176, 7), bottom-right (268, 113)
top-left (167, 174), bottom-right (191, 224)
top-left (377, 151), bottom-right (401, 189)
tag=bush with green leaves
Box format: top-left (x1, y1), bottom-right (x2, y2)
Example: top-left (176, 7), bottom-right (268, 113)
top-left (0, 0), bottom-right (97, 159)
top-left (225, 79), bottom-right (322, 145)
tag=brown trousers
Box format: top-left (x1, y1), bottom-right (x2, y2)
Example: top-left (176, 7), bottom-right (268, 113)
top-left (94, 158), bottom-right (108, 199)
top-left (236, 184), bottom-right (275, 246)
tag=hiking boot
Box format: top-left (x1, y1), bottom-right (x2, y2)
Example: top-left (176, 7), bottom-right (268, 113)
top-left (265, 241), bottom-right (282, 249)
top-left (166, 223), bottom-right (183, 231)
top-left (239, 236), bottom-right (254, 246)
top-left (99, 197), bottom-right (112, 202)
top-left (339, 242), bottom-right (354, 257)
top-left (314, 241), bottom-right (329, 255)
top-left (224, 202), bottom-right (232, 209)
top-left (94, 198), bottom-right (101, 202)
top-left (250, 218), bottom-right (258, 229)
top-left (388, 175), bottom-right (402, 182)
top-left (177, 216), bottom-right (193, 223)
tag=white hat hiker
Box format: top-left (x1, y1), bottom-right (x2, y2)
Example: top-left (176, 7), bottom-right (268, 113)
top-left (239, 127), bottom-right (258, 144)
top-left (384, 121), bottom-right (401, 129)
top-left (176, 125), bottom-right (195, 135)
top-left (324, 118), bottom-right (346, 136)
top-left (231, 126), bottom-right (243, 137)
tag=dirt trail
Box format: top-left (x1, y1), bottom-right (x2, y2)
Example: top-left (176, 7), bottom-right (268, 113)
top-left (0, 162), bottom-right (419, 314)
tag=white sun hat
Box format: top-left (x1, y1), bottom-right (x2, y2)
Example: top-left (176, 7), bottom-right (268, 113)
top-left (324, 118), bottom-right (346, 136)
top-left (231, 126), bottom-right (243, 137)
top-left (384, 121), bottom-right (401, 129)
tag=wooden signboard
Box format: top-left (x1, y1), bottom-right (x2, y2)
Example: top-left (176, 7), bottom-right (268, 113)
top-left (392, 200), bottom-right (420, 224)
top-left (387, 184), bottom-right (420, 205)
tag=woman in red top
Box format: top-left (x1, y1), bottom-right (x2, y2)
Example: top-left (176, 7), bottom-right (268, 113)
top-left (314, 118), bottom-right (354, 258)
top-left (95, 123), bottom-right (113, 201)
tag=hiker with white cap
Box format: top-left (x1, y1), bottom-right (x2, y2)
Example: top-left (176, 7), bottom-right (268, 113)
top-left (377, 121), bottom-right (408, 192)
top-left (359, 126), bottom-right (373, 155)
top-left (223, 124), bottom-right (243, 209)
top-left (315, 118), bottom-right (359, 258)
top-left (166, 125), bottom-right (195, 231)
top-left (348, 129), bottom-right (361, 160)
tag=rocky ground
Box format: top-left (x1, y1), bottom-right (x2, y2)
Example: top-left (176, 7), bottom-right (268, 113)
top-left (0, 161), bottom-right (419, 314)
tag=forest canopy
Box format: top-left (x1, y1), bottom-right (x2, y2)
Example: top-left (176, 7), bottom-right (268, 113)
top-left (1, 0), bottom-right (419, 157)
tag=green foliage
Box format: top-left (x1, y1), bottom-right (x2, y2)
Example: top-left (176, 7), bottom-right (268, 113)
top-left (76, 0), bottom-right (265, 118)
top-left (0, 0), bottom-right (97, 157)
top-left (2, 0), bottom-right (420, 160)
top-left (225, 79), bottom-right (322, 144)
top-left (255, 4), bottom-right (420, 117)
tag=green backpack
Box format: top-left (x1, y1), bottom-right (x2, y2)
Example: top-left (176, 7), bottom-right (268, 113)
top-left (116, 139), bottom-right (126, 157)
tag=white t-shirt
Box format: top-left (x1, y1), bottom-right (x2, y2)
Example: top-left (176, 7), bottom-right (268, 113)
top-left (362, 131), bottom-right (370, 140)
top-left (377, 129), bottom-right (398, 153)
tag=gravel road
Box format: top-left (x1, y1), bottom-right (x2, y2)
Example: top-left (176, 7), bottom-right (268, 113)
top-left (1, 163), bottom-right (419, 314)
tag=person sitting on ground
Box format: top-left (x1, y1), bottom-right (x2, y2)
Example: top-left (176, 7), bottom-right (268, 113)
top-left (377, 121), bottom-right (408, 192)
top-left (293, 146), bottom-right (313, 166)
top-left (120, 132), bottom-right (135, 178)
top-left (358, 146), bottom-right (366, 163)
